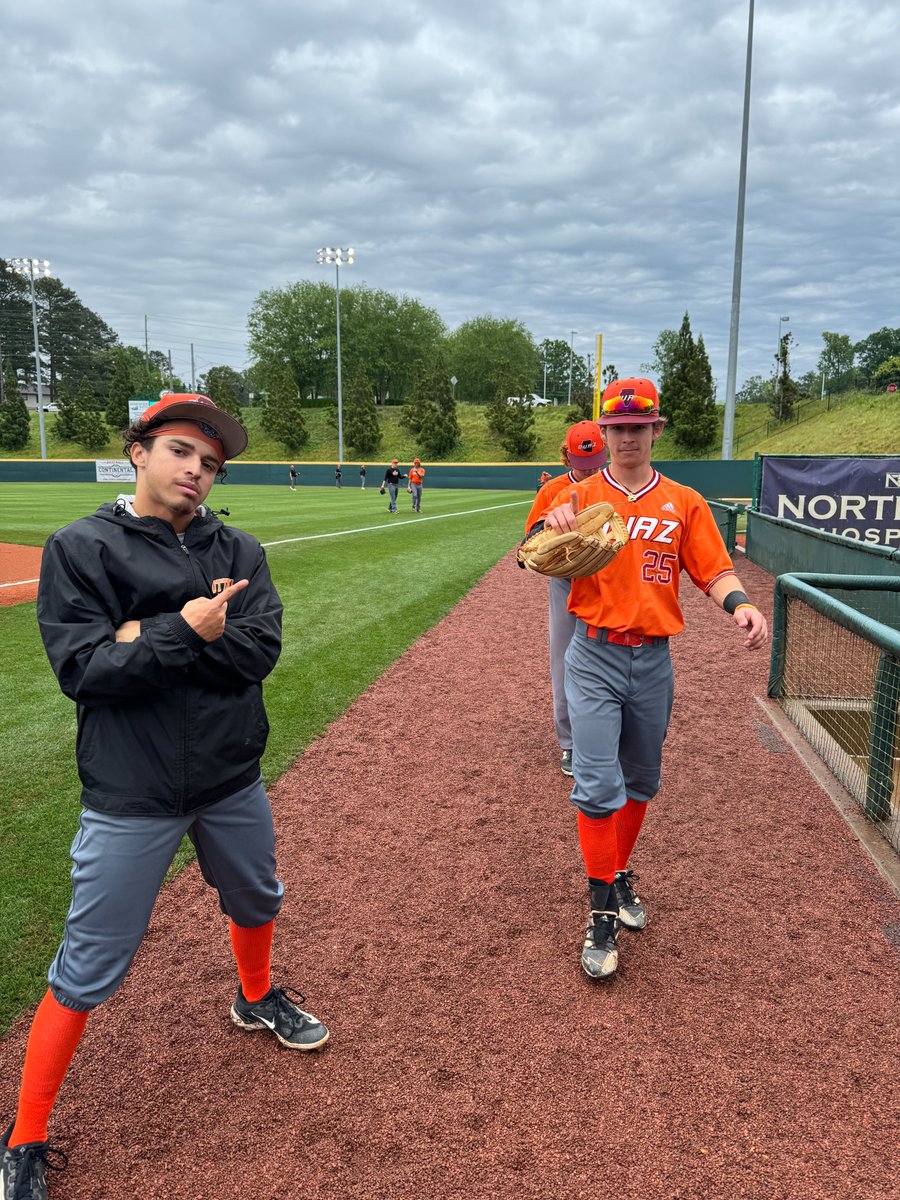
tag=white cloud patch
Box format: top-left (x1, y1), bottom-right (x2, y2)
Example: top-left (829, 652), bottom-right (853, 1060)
top-left (2, 0), bottom-right (898, 391)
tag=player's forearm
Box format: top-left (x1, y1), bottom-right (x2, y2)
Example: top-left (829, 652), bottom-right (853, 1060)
top-left (708, 574), bottom-right (758, 612)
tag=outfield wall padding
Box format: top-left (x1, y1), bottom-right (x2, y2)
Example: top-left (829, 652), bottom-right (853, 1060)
top-left (746, 510), bottom-right (900, 578)
top-left (0, 458), bottom-right (755, 499)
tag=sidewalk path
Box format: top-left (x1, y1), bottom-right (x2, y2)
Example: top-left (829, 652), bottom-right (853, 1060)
top-left (1, 556), bottom-right (897, 1199)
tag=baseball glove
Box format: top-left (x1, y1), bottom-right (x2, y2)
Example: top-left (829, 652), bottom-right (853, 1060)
top-left (379, 484), bottom-right (385, 495)
top-left (516, 501), bottom-right (629, 579)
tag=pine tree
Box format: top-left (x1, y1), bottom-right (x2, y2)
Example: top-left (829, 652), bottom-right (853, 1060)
top-left (53, 379), bottom-right (78, 441)
top-left (343, 370), bottom-right (381, 455)
top-left (0, 359), bottom-right (30, 450)
top-left (202, 366), bottom-right (246, 424)
top-left (73, 376), bottom-right (110, 451)
top-left (105, 353), bottom-right (135, 430)
top-left (261, 362), bottom-right (309, 454)
top-left (400, 372), bottom-right (429, 437)
top-left (417, 356), bottom-right (460, 456)
top-left (771, 331), bottom-right (799, 422)
top-left (658, 313), bottom-right (718, 452)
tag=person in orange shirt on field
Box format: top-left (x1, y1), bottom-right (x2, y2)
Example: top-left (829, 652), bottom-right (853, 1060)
top-left (523, 421), bottom-right (606, 777)
top-left (543, 378), bottom-right (768, 981)
top-left (537, 470), bottom-right (552, 492)
top-left (408, 458), bottom-right (425, 513)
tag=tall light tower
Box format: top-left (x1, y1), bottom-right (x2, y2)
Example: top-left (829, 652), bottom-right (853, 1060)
top-left (567, 330), bottom-right (577, 406)
top-left (10, 257), bottom-right (51, 460)
top-left (316, 246), bottom-right (354, 463)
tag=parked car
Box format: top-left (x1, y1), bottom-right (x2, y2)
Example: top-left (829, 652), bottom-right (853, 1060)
top-left (506, 393), bottom-right (552, 407)
top-left (42, 403), bottom-right (60, 412)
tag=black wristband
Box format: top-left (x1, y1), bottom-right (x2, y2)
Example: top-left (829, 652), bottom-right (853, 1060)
top-left (723, 589), bottom-right (749, 615)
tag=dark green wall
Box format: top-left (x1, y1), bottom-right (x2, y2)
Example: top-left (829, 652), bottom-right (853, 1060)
top-left (0, 458), bottom-right (755, 499)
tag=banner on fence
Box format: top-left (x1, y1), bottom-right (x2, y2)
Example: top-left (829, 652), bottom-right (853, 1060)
top-left (758, 455), bottom-right (900, 545)
top-left (95, 459), bottom-right (136, 484)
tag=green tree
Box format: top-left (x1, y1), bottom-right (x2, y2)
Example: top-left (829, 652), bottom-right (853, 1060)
top-left (417, 356), bottom-right (461, 458)
top-left (447, 317), bottom-right (538, 406)
top-left (73, 376), bottom-right (110, 451)
top-left (400, 372), bottom-right (429, 436)
top-left (854, 327), bottom-right (900, 383)
top-left (484, 362), bottom-right (536, 457)
top-left (817, 332), bottom-right (856, 394)
top-left (0, 358), bottom-right (30, 450)
top-left (771, 332), bottom-right (800, 422)
top-left (602, 363), bottom-right (619, 387)
top-left (105, 352), bottom-right (135, 430)
top-left (736, 375), bottom-right (772, 405)
top-left (261, 361), bottom-right (309, 454)
top-left (537, 338), bottom-right (587, 405)
top-left (873, 356), bottom-right (900, 389)
top-left (641, 328), bottom-right (679, 386)
top-left (657, 315), bottom-right (717, 451)
top-left (343, 369), bottom-right (381, 455)
top-left (199, 365), bottom-right (248, 422)
top-left (34, 276), bottom-right (118, 404)
top-left (53, 379), bottom-right (78, 441)
top-left (0, 260), bottom-right (32, 381)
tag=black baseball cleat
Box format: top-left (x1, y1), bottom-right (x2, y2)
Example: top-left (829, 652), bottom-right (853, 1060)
top-left (614, 870), bottom-right (647, 930)
top-left (560, 749), bottom-right (574, 777)
top-left (231, 985), bottom-right (329, 1050)
top-left (581, 910), bottom-right (620, 979)
top-left (1, 1122), bottom-right (68, 1200)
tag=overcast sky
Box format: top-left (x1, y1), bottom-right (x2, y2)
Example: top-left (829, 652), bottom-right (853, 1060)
top-left (3, 0), bottom-right (898, 394)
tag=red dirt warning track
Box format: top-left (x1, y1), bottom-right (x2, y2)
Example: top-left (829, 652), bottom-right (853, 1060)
top-left (0, 543), bottom-right (41, 607)
top-left (0, 555), bottom-right (897, 1199)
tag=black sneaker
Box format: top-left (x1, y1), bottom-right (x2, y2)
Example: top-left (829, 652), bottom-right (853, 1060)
top-left (1, 1122), bottom-right (67, 1200)
top-left (581, 910), bottom-right (619, 979)
top-left (614, 870), bottom-right (647, 930)
top-left (230, 985), bottom-right (329, 1051)
top-left (560, 749), bottom-right (574, 777)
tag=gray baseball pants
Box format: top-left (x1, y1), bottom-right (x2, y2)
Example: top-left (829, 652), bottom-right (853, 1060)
top-left (549, 576), bottom-right (576, 750)
top-left (49, 777), bottom-right (283, 1011)
top-left (565, 620), bottom-right (675, 817)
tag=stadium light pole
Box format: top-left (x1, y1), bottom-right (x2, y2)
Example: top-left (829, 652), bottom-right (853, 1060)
top-left (720, 0), bottom-right (754, 460)
top-left (567, 330), bottom-right (577, 406)
top-left (316, 246), bottom-right (354, 463)
top-left (10, 257), bottom-right (51, 460)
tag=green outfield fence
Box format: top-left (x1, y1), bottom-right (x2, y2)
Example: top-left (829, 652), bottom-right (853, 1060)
top-left (746, 510), bottom-right (900, 578)
top-left (0, 458), bottom-right (756, 497)
top-left (768, 574), bottom-right (900, 853)
top-left (707, 501), bottom-right (743, 555)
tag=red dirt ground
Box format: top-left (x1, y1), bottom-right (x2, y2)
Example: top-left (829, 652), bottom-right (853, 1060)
top-left (1, 555), bottom-right (898, 1199)
top-left (0, 543), bottom-right (41, 607)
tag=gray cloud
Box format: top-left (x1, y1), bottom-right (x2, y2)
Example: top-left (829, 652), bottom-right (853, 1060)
top-left (3, 0), bottom-right (898, 392)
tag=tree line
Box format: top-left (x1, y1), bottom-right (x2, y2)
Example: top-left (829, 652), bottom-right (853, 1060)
top-left (1, 257), bottom-right (897, 457)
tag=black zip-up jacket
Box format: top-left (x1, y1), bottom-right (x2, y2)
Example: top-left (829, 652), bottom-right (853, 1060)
top-left (37, 503), bottom-right (283, 817)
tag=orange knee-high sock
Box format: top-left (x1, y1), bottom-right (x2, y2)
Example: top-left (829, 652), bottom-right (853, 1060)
top-left (615, 798), bottom-right (648, 873)
top-left (229, 919), bottom-right (274, 1003)
top-left (10, 991), bottom-right (89, 1147)
top-left (576, 811), bottom-right (618, 884)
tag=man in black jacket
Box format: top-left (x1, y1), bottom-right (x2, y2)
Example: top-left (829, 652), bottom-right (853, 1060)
top-left (1, 393), bottom-right (329, 1200)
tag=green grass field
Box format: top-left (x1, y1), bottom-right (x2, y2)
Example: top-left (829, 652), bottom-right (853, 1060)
top-left (0, 482), bottom-right (532, 1034)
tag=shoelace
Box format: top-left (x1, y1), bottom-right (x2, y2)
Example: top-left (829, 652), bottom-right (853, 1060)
top-left (587, 910), bottom-right (619, 945)
top-left (616, 870), bottom-right (641, 905)
top-left (270, 985), bottom-right (313, 1030)
top-left (7, 1141), bottom-right (68, 1200)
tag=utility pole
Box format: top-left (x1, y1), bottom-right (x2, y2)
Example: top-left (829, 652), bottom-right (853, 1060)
top-left (144, 315), bottom-right (150, 382)
top-left (190, 343), bottom-right (196, 392)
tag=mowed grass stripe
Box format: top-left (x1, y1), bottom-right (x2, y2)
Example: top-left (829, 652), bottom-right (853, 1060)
top-left (0, 483), bottom-right (531, 1034)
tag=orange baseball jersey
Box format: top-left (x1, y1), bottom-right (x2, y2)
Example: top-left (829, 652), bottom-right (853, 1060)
top-left (550, 467), bottom-right (735, 638)
top-left (409, 467), bottom-right (425, 485)
top-left (525, 471), bottom-right (580, 534)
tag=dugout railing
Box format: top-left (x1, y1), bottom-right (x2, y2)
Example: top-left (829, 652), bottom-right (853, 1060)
top-left (746, 509), bottom-right (900, 578)
top-left (707, 500), bottom-right (743, 555)
top-left (768, 573), bottom-right (900, 853)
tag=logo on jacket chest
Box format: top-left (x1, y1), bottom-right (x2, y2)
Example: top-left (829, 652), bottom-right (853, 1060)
top-left (211, 577), bottom-right (235, 595)
top-left (624, 515), bottom-right (680, 543)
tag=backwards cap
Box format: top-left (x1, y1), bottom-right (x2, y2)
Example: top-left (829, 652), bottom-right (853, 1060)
top-left (140, 393), bottom-right (248, 461)
top-left (564, 420), bottom-right (606, 469)
top-left (598, 378), bottom-right (660, 425)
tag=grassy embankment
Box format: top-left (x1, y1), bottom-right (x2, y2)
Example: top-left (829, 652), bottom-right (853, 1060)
top-left (5, 390), bottom-right (898, 464)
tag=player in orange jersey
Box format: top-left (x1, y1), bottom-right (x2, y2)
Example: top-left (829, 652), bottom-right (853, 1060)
top-left (523, 421), bottom-right (606, 776)
top-left (408, 458), bottom-right (425, 512)
top-left (544, 378), bottom-right (767, 981)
